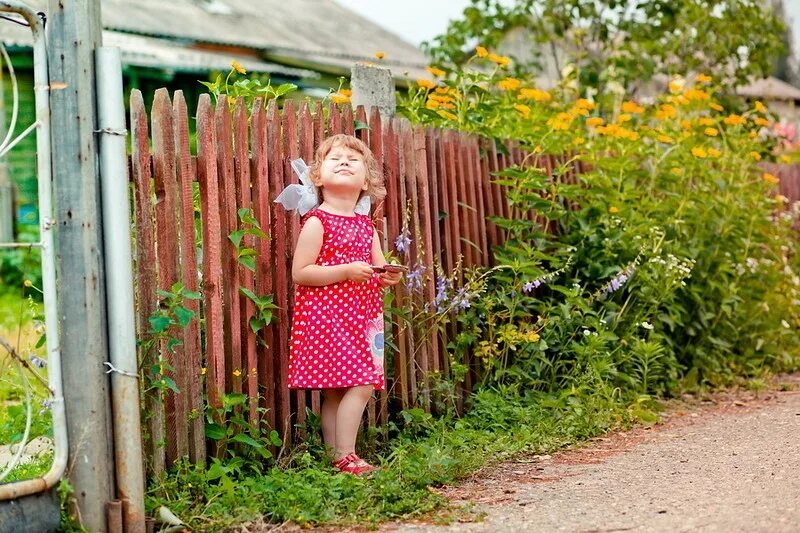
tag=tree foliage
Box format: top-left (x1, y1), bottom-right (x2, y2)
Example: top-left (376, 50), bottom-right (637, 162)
top-left (424, 0), bottom-right (787, 91)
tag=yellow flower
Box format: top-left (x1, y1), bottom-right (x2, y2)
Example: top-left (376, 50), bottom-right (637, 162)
top-left (780, 154), bottom-right (791, 163)
top-left (668, 77), bottom-right (685, 93)
top-left (618, 113), bottom-right (632, 123)
top-left (547, 112), bottom-right (574, 130)
top-left (233, 369), bottom-right (242, 377)
top-left (775, 194), bottom-right (789, 204)
top-left (475, 46), bottom-right (489, 58)
top-left (749, 151), bottom-right (762, 161)
top-left (704, 127), bottom-right (719, 137)
top-left (417, 78), bottom-right (436, 90)
top-left (753, 117), bottom-right (770, 127)
top-left (698, 117), bottom-right (715, 126)
top-left (425, 98), bottom-right (440, 110)
top-left (707, 148), bottom-right (721, 158)
top-left (695, 73), bottom-right (712, 83)
top-left (488, 53), bottom-right (510, 67)
top-left (518, 88), bottom-right (552, 102)
top-left (762, 172), bottom-right (780, 184)
top-left (691, 147), bottom-right (708, 158)
top-left (23, 279), bottom-right (33, 287)
top-left (671, 167), bottom-right (683, 176)
top-left (497, 77), bottom-right (521, 91)
top-left (680, 119), bottom-right (692, 130)
top-left (330, 93), bottom-right (351, 104)
top-left (621, 101), bottom-right (645, 113)
top-left (231, 60), bottom-right (246, 75)
top-left (437, 110), bottom-right (458, 121)
top-left (513, 103), bottom-right (531, 118)
top-left (656, 104), bottom-right (677, 119)
top-left (608, 206), bottom-right (620, 214)
top-left (572, 137), bottom-right (585, 145)
top-left (339, 88), bottom-right (352, 97)
top-left (657, 134), bottom-right (674, 144)
top-left (250, 367), bottom-right (257, 375)
top-left (586, 117), bottom-right (604, 127)
top-left (575, 98), bottom-right (595, 110)
top-left (754, 100), bottom-right (767, 113)
top-left (684, 88), bottom-right (710, 101)
top-left (749, 131), bottom-right (758, 139)
top-left (374, 51), bottom-right (385, 60)
top-left (200, 367), bottom-right (207, 375)
top-left (426, 66), bottom-right (446, 78)
top-left (709, 102), bottom-right (724, 112)
top-left (723, 114), bottom-right (746, 126)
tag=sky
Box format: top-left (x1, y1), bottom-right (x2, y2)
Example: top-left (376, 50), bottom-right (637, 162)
top-left (331, 0), bottom-right (476, 46)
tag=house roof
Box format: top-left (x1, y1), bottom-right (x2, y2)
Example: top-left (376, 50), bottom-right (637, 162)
top-left (737, 76), bottom-right (800, 102)
top-left (0, 0), bottom-right (428, 79)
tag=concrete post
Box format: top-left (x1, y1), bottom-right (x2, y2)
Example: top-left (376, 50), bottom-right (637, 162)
top-left (351, 62), bottom-right (396, 118)
top-left (47, 1), bottom-right (115, 531)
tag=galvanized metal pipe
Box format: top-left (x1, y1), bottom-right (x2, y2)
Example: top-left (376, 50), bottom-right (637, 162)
top-left (96, 46), bottom-right (146, 533)
top-left (0, 0), bottom-right (68, 501)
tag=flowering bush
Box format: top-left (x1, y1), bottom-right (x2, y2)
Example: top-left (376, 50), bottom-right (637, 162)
top-left (399, 48), bottom-right (800, 394)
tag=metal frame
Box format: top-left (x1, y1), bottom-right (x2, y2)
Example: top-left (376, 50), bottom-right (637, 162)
top-left (0, 0), bottom-right (68, 500)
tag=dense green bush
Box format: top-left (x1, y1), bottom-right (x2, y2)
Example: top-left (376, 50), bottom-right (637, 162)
top-left (400, 49), bottom-right (800, 393)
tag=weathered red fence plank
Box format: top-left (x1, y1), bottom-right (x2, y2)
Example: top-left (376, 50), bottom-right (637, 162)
top-left (267, 100), bottom-right (292, 444)
top-left (151, 89), bottom-right (186, 463)
top-left (196, 95), bottom-right (226, 411)
top-left (173, 90), bottom-right (205, 464)
top-left (130, 90), bottom-right (165, 475)
top-left (250, 98), bottom-right (276, 433)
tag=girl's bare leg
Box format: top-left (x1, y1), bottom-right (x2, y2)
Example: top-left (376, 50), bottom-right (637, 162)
top-left (334, 384), bottom-right (373, 459)
top-left (321, 388), bottom-right (345, 454)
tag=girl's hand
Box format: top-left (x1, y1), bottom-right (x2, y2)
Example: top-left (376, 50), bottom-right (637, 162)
top-left (346, 261), bottom-right (374, 283)
top-left (379, 270), bottom-right (402, 287)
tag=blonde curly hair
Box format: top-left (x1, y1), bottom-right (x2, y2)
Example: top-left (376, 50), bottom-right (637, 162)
top-left (308, 134), bottom-right (386, 206)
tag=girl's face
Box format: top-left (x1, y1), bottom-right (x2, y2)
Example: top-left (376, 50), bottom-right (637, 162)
top-left (315, 144), bottom-right (369, 195)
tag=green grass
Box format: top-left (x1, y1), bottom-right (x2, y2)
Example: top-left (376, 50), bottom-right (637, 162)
top-left (145, 386), bottom-right (635, 530)
top-left (0, 290), bottom-right (52, 482)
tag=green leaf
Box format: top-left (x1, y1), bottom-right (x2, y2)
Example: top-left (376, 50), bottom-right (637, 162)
top-left (205, 423), bottom-right (226, 440)
top-left (149, 315), bottom-right (171, 334)
top-left (35, 334), bottom-right (46, 349)
top-left (239, 287), bottom-right (258, 302)
top-left (174, 305), bottom-right (195, 327)
top-left (231, 433), bottom-right (263, 448)
top-left (166, 337), bottom-right (183, 354)
top-left (269, 429), bottom-right (283, 447)
top-left (272, 83), bottom-right (298, 97)
top-left (239, 256), bottom-right (256, 272)
top-left (182, 289), bottom-right (202, 300)
top-left (223, 393), bottom-right (248, 408)
top-left (229, 230), bottom-right (245, 248)
top-left (249, 317), bottom-right (264, 333)
top-left (162, 377), bottom-right (180, 394)
top-left (354, 120), bottom-right (370, 131)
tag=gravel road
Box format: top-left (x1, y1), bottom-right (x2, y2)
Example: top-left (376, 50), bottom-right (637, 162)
top-left (388, 381), bottom-right (800, 533)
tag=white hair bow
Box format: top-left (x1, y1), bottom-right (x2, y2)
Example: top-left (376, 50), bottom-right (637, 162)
top-left (274, 158), bottom-right (371, 216)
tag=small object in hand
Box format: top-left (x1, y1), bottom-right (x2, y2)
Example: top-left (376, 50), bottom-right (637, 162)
top-left (371, 264), bottom-right (408, 274)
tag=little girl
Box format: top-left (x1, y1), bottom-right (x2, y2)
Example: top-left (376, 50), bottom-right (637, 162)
top-left (282, 134), bottom-right (401, 475)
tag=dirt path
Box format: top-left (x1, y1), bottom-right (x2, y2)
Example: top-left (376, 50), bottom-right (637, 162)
top-left (387, 376), bottom-right (800, 533)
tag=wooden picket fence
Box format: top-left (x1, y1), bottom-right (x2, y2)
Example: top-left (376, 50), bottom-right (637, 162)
top-left (761, 162), bottom-right (800, 203)
top-left (129, 88), bottom-right (578, 473)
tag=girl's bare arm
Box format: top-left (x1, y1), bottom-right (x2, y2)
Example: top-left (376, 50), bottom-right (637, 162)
top-left (292, 217), bottom-right (373, 286)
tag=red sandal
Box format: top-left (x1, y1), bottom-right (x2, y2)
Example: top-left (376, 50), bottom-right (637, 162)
top-left (333, 453), bottom-right (378, 476)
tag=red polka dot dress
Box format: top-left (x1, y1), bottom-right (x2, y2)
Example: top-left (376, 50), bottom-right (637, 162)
top-left (288, 208), bottom-right (385, 390)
